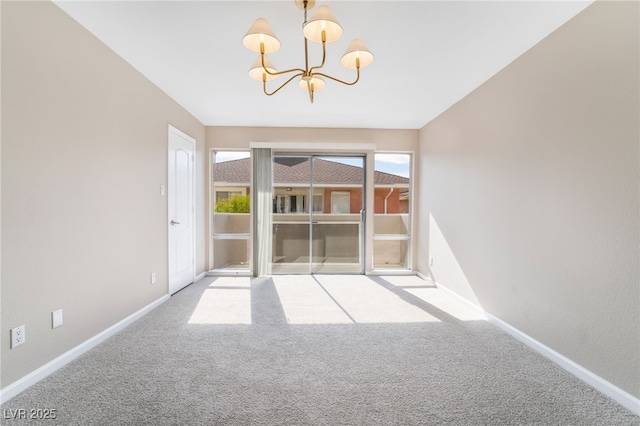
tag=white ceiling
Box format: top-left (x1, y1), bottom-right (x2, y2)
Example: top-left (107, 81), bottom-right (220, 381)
top-left (53, 1), bottom-right (593, 130)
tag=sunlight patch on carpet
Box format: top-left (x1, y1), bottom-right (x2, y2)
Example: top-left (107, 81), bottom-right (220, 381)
top-left (405, 288), bottom-right (486, 321)
top-left (188, 288), bottom-right (251, 324)
top-left (273, 275), bottom-right (353, 324)
top-left (208, 277), bottom-right (252, 288)
top-left (315, 275), bottom-right (440, 324)
top-left (377, 275), bottom-right (433, 288)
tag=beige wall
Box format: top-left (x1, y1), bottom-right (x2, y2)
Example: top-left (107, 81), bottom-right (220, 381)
top-left (206, 126), bottom-right (418, 152)
top-left (417, 0), bottom-right (639, 397)
top-left (1, 1), bottom-right (205, 387)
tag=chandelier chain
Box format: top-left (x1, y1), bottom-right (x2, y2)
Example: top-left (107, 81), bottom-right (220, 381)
top-left (302, 1), bottom-right (308, 28)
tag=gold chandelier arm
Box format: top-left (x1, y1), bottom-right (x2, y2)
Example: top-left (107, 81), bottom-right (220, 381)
top-left (261, 54), bottom-right (305, 76)
top-left (308, 40), bottom-right (327, 74)
top-left (263, 72), bottom-right (304, 96)
top-left (304, 36), bottom-right (310, 72)
top-left (314, 67), bottom-right (361, 86)
top-left (302, 80), bottom-right (315, 104)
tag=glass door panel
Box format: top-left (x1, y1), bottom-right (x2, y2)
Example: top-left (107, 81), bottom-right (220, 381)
top-left (270, 154), bottom-right (364, 274)
top-left (271, 156), bottom-right (312, 274)
top-left (311, 156), bottom-right (364, 273)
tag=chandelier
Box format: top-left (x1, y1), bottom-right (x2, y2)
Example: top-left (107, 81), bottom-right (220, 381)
top-left (242, 0), bottom-right (374, 103)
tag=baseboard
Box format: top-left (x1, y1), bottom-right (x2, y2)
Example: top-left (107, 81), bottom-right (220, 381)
top-left (433, 281), bottom-right (640, 416)
top-left (205, 271), bottom-right (252, 277)
top-left (366, 270), bottom-right (418, 276)
top-left (431, 281), bottom-right (487, 317)
top-left (195, 271), bottom-right (207, 282)
top-left (416, 271), bottom-right (430, 281)
top-left (0, 294), bottom-right (170, 405)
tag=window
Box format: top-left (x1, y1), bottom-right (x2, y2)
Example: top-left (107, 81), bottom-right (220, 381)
top-left (373, 153), bottom-right (412, 269)
top-left (313, 195), bottom-right (323, 213)
top-left (273, 194), bottom-right (322, 214)
top-left (331, 191), bottom-right (351, 214)
top-left (211, 151), bottom-right (251, 271)
top-left (274, 195), bottom-right (289, 213)
top-left (216, 191), bottom-right (242, 203)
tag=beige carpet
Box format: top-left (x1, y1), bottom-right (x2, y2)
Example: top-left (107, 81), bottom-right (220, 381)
top-left (2, 275), bottom-right (638, 425)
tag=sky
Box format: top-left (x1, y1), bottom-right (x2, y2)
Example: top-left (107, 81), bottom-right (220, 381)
top-left (215, 152), bottom-right (410, 178)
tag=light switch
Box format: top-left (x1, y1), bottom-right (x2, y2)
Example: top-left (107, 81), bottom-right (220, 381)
top-left (52, 309), bottom-right (63, 328)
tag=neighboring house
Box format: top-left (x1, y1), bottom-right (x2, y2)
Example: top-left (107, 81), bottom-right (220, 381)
top-left (213, 157), bottom-right (410, 214)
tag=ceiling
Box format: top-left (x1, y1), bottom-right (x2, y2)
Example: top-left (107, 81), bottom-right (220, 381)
top-left (53, 1), bottom-right (593, 130)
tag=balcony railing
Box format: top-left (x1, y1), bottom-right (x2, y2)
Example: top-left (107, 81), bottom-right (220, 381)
top-left (211, 213), bottom-right (410, 271)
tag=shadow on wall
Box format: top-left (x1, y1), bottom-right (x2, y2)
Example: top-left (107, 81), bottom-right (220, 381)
top-left (428, 213), bottom-right (483, 308)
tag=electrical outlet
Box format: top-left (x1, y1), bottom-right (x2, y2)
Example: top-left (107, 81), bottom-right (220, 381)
top-left (52, 309), bottom-right (63, 328)
top-left (11, 324), bottom-right (26, 349)
top-left (151, 272), bottom-right (156, 284)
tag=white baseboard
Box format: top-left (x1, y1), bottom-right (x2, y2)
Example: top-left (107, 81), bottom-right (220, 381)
top-left (416, 271), bottom-right (430, 281)
top-left (0, 295), bottom-right (170, 405)
top-left (432, 281), bottom-right (487, 317)
top-left (205, 271), bottom-right (252, 277)
top-left (195, 271), bottom-right (207, 282)
top-left (366, 270), bottom-right (418, 276)
top-left (432, 281), bottom-right (640, 416)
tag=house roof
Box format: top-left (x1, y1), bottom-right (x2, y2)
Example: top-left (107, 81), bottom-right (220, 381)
top-left (214, 157), bottom-right (409, 186)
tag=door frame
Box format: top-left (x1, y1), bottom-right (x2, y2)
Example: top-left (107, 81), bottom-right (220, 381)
top-left (246, 141), bottom-right (377, 274)
top-left (167, 124), bottom-right (196, 294)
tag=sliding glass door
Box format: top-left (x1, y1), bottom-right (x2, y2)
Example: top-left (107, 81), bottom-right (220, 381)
top-left (271, 155), bottom-right (364, 274)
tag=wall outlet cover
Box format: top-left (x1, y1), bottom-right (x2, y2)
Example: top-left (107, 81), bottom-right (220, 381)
top-left (11, 324), bottom-right (26, 348)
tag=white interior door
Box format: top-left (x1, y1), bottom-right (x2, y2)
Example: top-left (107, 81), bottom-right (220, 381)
top-left (168, 125), bottom-right (195, 294)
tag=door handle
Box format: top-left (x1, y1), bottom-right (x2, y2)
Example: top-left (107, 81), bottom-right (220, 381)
top-left (171, 220), bottom-right (180, 225)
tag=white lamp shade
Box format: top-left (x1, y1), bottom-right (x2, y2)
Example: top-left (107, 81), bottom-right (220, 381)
top-left (302, 6), bottom-right (343, 43)
top-left (248, 55), bottom-right (278, 81)
top-left (341, 39), bottom-right (374, 69)
top-left (242, 18), bottom-right (281, 53)
top-left (298, 76), bottom-right (326, 92)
